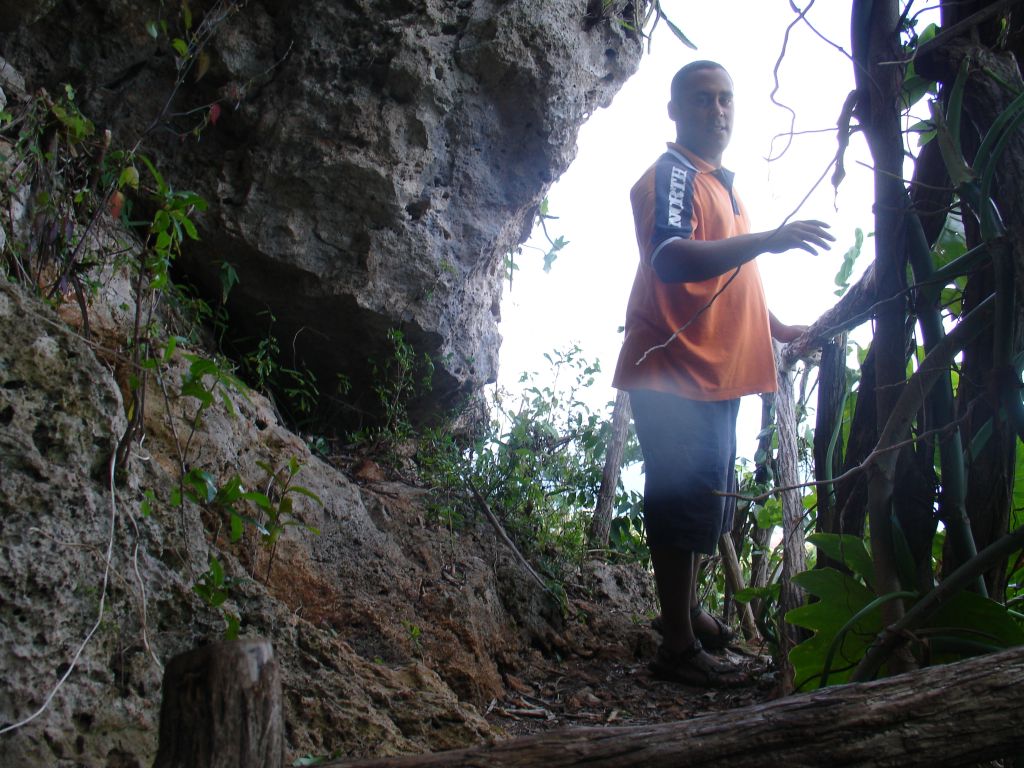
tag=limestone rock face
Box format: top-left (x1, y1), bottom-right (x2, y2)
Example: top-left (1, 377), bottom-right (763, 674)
top-left (2, 0), bottom-right (642, 425)
top-left (0, 279), bottom-right (511, 766)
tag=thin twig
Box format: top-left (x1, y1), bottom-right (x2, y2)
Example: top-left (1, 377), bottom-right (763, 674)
top-left (767, 1), bottom-right (810, 161)
top-left (465, 479), bottom-right (558, 601)
top-left (721, 404), bottom-right (976, 504)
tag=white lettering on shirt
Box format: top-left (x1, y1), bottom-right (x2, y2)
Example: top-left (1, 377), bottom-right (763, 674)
top-left (667, 166), bottom-right (688, 229)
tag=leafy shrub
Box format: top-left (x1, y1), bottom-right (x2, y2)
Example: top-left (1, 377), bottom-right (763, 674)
top-left (418, 346), bottom-right (643, 581)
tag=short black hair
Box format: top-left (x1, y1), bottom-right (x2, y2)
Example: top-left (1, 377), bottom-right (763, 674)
top-left (670, 60), bottom-right (729, 104)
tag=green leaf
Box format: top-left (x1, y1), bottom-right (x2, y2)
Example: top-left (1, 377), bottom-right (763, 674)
top-left (145, 20), bottom-right (159, 38)
top-left (218, 386), bottom-right (236, 417)
top-left (929, 589), bottom-right (1024, 653)
top-left (172, 37), bottom-right (189, 57)
top-left (787, 568), bottom-right (880, 689)
top-left (214, 474), bottom-right (245, 505)
top-left (807, 533), bottom-right (875, 590)
top-left (208, 555), bottom-right (224, 586)
top-left (1013, 441), bottom-right (1024, 527)
top-left (946, 58), bottom-right (970, 152)
top-left (181, 216), bottom-right (199, 240)
top-left (287, 485), bottom-right (324, 505)
top-left (660, 10), bottom-right (697, 50)
top-left (118, 165), bottom-right (140, 190)
top-left (833, 228), bottom-right (864, 297)
top-left (224, 612), bottom-right (240, 640)
top-left (230, 512), bottom-right (245, 542)
top-left (139, 154), bottom-right (167, 194)
top-left (755, 498), bottom-right (782, 530)
top-left (180, 379), bottom-right (214, 408)
top-left (734, 583), bottom-right (780, 603)
top-left (241, 491), bottom-right (273, 511)
top-left (219, 261), bottom-right (239, 303)
top-left (140, 489), bottom-right (155, 517)
top-left (900, 74), bottom-right (935, 110)
top-left (184, 468), bottom-right (217, 504)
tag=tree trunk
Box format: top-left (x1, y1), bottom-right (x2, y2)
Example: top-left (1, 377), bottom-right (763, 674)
top-left (813, 333), bottom-right (847, 548)
top-left (153, 639), bottom-right (284, 768)
top-left (588, 390), bottom-right (631, 550)
top-left (853, 0), bottom-right (915, 672)
top-left (326, 647), bottom-right (1024, 768)
top-left (774, 360), bottom-right (808, 671)
top-left (836, 343), bottom-right (877, 537)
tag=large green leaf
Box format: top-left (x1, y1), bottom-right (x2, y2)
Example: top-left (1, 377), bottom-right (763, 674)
top-left (1012, 440), bottom-right (1024, 530)
top-left (807, 533), bottom-right (875, 590)
top-left (928, 589), bottom-right (1024, 656)
top-left (787, 564), bottom-right (1024, 692)
top-left (787, 568), bottom-right (880, 690)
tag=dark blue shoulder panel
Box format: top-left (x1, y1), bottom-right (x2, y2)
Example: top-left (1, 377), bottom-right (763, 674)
top-left (651, 152), bottom-right (696, 249)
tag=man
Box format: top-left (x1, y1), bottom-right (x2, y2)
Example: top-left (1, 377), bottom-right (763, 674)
top-left (612, 60), bottom-right (833, 686)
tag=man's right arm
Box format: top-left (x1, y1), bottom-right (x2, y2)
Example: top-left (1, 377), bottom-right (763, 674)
top-left (652, 220), bottom-right (835, 283)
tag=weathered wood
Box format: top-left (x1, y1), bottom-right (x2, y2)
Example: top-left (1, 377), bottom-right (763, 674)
top-left (588, 390), bottom-right (631, 549)
top-left (716, 533), bottom-right (759, 641)
top-left (854, 0), bottom-right (916, 674)
top-left (326, 646), bottom-right (1024, 768)
top-left (781, 263), bottom-right (875, 368)
top-left (774, 357), bottom-right (808, 670)
top-left (153, 639), bottom-right (284, 768)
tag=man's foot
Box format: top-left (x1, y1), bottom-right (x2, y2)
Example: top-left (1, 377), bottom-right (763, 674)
top-left (649, 641), bottom-right (751, 688)
top-left (650, 609), bottom-right (736, 651)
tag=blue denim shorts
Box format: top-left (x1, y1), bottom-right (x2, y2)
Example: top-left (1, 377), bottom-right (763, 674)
top-left (628, 389), bottom-right (739, 555)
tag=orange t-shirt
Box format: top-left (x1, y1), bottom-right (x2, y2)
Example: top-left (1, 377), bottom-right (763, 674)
top-left (612, 144), bottom-right (777, 400)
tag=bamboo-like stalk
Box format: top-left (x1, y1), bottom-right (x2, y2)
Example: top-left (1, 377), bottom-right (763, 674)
top-left (861, 296), bottom-right (995, 678)
top-left (905, 209), bottom-right (985, 596)
top-left (853, 520), bottom-right (1024, 683)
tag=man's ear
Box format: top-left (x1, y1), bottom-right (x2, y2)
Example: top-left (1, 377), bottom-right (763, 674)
top-left (667, 100), bottom-right (677, 122)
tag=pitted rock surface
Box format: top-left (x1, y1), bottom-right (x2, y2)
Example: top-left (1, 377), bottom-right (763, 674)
top-left (2, 0), bottom-right (642, 426)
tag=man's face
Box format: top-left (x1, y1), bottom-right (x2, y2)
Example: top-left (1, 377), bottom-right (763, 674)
top-left (668, 67), bottom-right (734, 165)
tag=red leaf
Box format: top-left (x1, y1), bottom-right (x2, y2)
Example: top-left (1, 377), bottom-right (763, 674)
top-left (108, 190), bottom-right (124, 219)
top-left (209, 103), bottom-right (222, 126)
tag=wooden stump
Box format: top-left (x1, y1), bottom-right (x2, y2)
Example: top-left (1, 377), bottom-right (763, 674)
top-left (153, 638), bottom-right (283, 768)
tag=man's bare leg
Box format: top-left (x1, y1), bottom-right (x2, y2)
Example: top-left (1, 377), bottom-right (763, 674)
top-left (649, 545), bottom-right (698, 653)
top-left (649, 545), bottom-right (745, 685)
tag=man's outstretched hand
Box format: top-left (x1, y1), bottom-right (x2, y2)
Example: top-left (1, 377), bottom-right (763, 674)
top-left (764, 220), bottom-right (835, 255)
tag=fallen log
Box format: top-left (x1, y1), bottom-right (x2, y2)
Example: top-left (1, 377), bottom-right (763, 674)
top-left (326, 646), bottom-right (1024, 768)
top-left (153, 638), bottom-right (283, 768)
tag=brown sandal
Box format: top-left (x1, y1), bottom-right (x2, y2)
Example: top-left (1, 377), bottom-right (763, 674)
top-left (649, 641), bottom-right (751, 688)
top-left (650, 609), bottom-right (736, 651)
top-left (690, 607), bottom-right (735, 651)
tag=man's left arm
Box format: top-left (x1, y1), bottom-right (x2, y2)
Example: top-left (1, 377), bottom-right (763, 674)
top-left (770, 312), bottom-right (807, 344)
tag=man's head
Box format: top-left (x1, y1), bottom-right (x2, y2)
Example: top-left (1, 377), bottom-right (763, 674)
top-left (668, 61), bottom-right (734, 166)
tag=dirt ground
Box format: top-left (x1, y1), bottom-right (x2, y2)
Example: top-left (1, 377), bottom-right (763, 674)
top-left (482, 610), bottom-right (779, 739)
top-left (343, 467), bottom-right (784, 745)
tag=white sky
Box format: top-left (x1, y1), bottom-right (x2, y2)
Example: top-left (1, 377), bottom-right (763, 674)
top-left (497, 2), bottom-right (903, 463)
